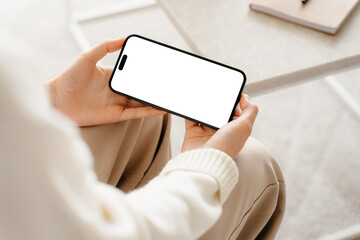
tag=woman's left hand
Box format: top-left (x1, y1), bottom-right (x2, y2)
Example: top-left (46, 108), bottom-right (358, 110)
top-left (47, 38), bottom-right (165, 126)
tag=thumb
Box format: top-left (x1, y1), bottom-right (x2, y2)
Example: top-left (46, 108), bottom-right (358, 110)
top-left (240, 94), bottom-right (251, 111)
top-left (237, 94), bottom-right (258, 127)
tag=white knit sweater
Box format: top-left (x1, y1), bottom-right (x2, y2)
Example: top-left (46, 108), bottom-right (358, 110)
top-left (0, 46), bottom-right (238, 240)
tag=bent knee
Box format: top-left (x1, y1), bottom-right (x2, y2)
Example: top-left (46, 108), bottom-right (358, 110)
top-left (234, 137), bottom-right (285, 188)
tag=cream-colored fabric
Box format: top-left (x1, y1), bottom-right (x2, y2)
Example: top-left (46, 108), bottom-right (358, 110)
top-left (199, 137), bottom-right (286, 240)
top-left (82, 117), bottom-right (286, 240)
top-left (80, 114), bottom-right (172, 192)
top-left (0, 47), bottom-right (239, 240)
top-left (162, 149), bottom-right (238, 204)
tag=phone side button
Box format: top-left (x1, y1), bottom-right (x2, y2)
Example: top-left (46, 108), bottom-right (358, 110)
top-left (119, 55), bottom-right (128, 70)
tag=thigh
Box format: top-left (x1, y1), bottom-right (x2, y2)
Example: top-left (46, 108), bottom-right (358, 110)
top-left (200, 137), bottom-right (286, 240)
top-left (79, 114), bottom-right (171, 192)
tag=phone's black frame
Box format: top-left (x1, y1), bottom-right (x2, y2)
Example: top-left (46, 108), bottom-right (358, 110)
top-left (109, 34), bottom-right (247, 130)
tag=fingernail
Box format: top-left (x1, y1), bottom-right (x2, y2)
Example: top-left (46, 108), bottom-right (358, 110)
top-left (244, 94), bottom-right (250, 100)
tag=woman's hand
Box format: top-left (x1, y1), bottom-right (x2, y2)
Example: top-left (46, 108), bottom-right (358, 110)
top-left (181, 94), bottom-right (258, 159)
top-left (47, 38), bottom-right (165, 126)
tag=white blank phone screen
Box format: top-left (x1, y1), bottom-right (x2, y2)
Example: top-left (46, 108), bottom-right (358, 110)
top-left (110, 35), bottom-right (245, 129)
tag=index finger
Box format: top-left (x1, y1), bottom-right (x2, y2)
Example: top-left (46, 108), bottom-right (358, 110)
top-left (81, 38), bottom-right (126, 63)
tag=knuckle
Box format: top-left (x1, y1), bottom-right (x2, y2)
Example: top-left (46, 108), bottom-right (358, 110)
top-left (103, 40), bottom-right (112, 52)
top-left (252, 104), bottom-right (259, 114)
top-left (99, 39), bottom-right (110, 47)
top-left (79, 50), bottom-right (89, 58)
top-left (241, 119), bottom-right (254, 133)
top-left (251, 104), bottom-right (259, 115)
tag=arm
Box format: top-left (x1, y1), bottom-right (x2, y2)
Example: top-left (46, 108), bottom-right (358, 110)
top-left (0, 40), bottom-right (257, 240)
top-left (1, 73), bottom-right (237, 239)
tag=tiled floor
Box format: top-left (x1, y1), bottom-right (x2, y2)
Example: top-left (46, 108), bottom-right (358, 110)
top-left (252, 73), bottom-right (360, 239)
top-left (1, 1), bottom-right (360, 239)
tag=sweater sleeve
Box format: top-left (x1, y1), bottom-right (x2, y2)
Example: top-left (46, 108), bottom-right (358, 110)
top-left (0, 50), bottom-right (239, 240)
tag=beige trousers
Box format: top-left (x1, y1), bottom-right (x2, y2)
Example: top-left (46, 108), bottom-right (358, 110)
top-left (80, 114), bottom-right (285, 240)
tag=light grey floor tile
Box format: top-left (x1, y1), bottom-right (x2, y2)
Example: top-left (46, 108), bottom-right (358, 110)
top-left (81, 5), bottom-right (191, 66)
top-left (252, 75), bottom-right (360, 239)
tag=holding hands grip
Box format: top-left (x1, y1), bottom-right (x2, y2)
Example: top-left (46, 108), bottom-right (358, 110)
top-left (47, 38), bottom-right (165, 126)
top-left (182, 94), bottom-right (258, 159)
top-left (47, 38), bottom-right (257, 159)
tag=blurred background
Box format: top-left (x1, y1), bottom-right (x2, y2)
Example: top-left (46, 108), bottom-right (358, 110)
top-left (1, 0), bottom-right (359, 239)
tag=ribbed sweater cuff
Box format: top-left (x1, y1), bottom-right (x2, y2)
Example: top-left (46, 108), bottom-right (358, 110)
top-left (160, 148), bottom-right (239, 204)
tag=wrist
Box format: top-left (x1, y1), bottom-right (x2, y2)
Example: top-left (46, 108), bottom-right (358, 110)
top-left (202, 140), bottom-right (236, 160)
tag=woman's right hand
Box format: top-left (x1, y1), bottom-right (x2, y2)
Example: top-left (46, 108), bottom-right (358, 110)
top-left (181, 94), bottom-right (258, 159)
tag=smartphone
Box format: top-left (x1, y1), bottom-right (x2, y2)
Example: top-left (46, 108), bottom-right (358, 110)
top-left (109, 34), bottom-right (246, 129)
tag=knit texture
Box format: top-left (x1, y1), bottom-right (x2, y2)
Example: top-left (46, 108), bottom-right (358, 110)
top-left (161, 148), bottom-right (239, 203)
